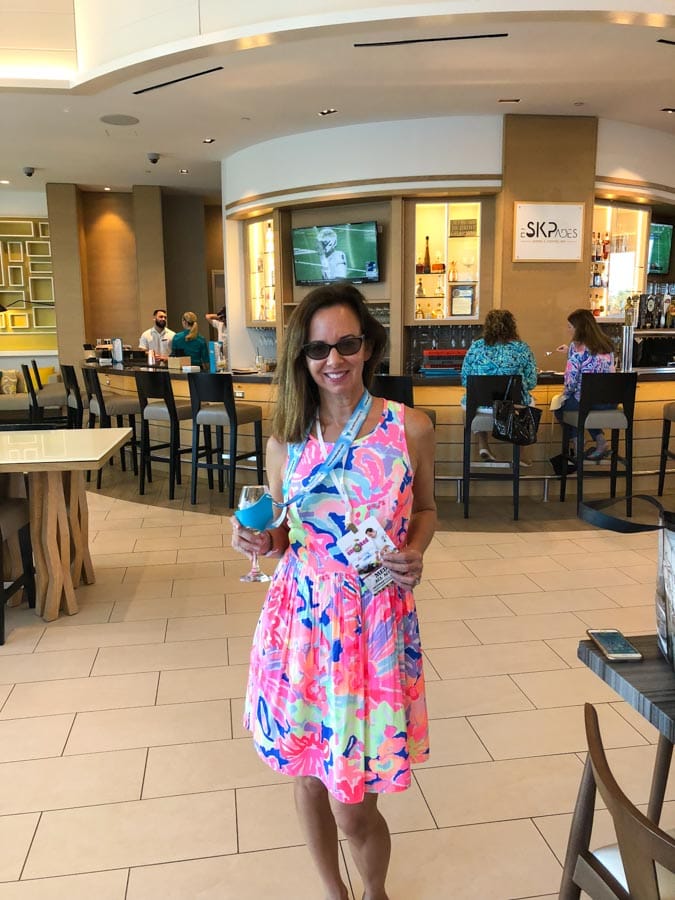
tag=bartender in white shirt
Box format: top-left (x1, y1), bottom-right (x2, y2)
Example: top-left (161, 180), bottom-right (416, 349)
top-left (139, 309), bottom-right (175, 361)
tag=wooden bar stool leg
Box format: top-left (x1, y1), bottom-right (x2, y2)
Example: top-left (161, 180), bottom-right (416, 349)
top-left (129, 415), bottom-right (138, 476)
top-left (462, 427), bottom-right (471, 519)
top-left (609, 430), bottom-right (619, 498)
top-left (228, 427), bottom-right (237, 508)
top-left (204, 426), bottom-right (214, 490)
top-left (659, 418), bottom-right (671, 497)
top-left (625, 426), bottom-right (633, 517)
top-left (216, 426), bottom-right (225, 493)
top-left (560, 424), bottom-right (569, 502)
top-left (190, 420), bottom-right (200, 505)
top-left (513, 443), bottom-right (520, 521)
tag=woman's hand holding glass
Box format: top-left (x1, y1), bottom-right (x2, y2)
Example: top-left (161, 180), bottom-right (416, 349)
top-left (233, 485), bottom-right (272, 583)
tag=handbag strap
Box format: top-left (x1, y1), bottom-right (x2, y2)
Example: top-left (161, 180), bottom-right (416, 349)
top-left (578, 495), bottom-right (675, 533)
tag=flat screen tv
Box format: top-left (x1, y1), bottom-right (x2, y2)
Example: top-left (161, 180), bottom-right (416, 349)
top-left (648, 223), bottom-right (674, 275)
top-left (291, 220), bottom-right (380, 285)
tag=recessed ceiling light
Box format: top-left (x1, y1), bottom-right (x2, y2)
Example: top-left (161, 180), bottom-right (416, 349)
top-left (318, 108), bottom-right (337, 117)
top-left (99, 114), bottom-right (140, 126)
top-left (662, 107), bottom-right (675, 113)
top-left (202, 137), bottom-right (215, 144)
top-left (0, 180), bottom-right (9, 185)
top-left (498, 98), bottom-right (520, 104)
top-left (573, 101), bottom-right (586, 107)
top-left (179, 168), bottom-right (189, 174)
top-left (104, 186), bottom-right (111, 191)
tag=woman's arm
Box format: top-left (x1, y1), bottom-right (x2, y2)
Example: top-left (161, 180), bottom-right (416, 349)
top-left (460, 341), bottom-right (479, 387)
top-left (380, 408), bottom-right (436, 590)
top-left (563, 345), bottom-right (581, 396)
top-left (231, 435), bottom-right (290, 559)
top-left (522, 343), bottom-right (538, 391)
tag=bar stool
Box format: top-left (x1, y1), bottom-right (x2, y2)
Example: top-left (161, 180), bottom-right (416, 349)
top-left (21, 364), bottom-right (69, 425)
top-left (370, 374), bottom-right (436, 427)
top-left (463, 375), bottom-right (524, 520)
top-left (558, 372), bottom-right (637, 514)
top-left (60, 364), bottom-right (92, 428)
top-left (187, 372), bottom-right (264, 506)
top-left (0, 474), bottom-right (36, 645)
top-left (81, 366), bottom-right (139, 487)
top-left (135, 370), bottom-right (193, 500)
top-left (658, 402), bottom-right (675, 496)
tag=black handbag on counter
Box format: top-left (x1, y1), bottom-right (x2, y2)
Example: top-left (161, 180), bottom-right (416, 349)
top-left (492, 378), bottom-right (542, 446)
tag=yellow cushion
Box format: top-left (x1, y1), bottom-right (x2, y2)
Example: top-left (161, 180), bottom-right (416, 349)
top-left (38, 366), bottom-right (55, 384)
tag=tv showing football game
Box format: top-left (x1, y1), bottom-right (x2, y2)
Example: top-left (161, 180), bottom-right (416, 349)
top-left (648, 223), bottom-right (674, 275)
top-left (291, 221), bottom-right (380, 285)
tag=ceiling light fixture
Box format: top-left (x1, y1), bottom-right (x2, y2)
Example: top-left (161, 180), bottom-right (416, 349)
top-left (179, 168), bottom-right (189, 174)
top-left (202, 137), bottom-right (215, 144)
top-left (573, 101), bottom-right (586, 107)
top-left (662, 107), bottom-right (675, 113)
top-left (318, 108), bottom-right (337, 117)
top-left (0, 180), bottom-right (9, 185)
top-left (498, 98), bottom-right (520, 104)
top-left (99, 114), bottom-right (140, 126)
top-left (104, 186), bottom-right (111, 191)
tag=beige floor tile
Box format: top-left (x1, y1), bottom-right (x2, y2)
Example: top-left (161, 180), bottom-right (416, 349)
top-left (415, 595), bottom-right (514, 622)
top-left (0, 672), bottom-right (158, 720)
top-left (468, 612), bottom-right (587, 644)
top-left (555, 550), bottom-right (649, 571)
top-left (169, 576), bottom-right (231, 598)
top-left (176, 546), bottom-right (241, 564)
top-left (0, 812), bottom-right (38, 881)
top-left (462, 556), bottom-right (567, 576)
top-left (501, 587), bottom-right (617, 616)
top-left (418, 620), bottom-right (480, 650)
top-left (426, 640), bottom-right (568, 680)
top-left (124, 562), bottom-right (224, 584)
top-left (219, 571), bottom-right (277, 592)
top-left (414, 560), bottom-right (473, 580)
top-left (0, 649), bottom-right (95, 686)
top-left (610, 700), bottom-right (660, 743)
top-left (430, 573), bottom-right (541, 598)
top-left (91, 522), bottom-right (181, 538)
top-left (534, 808), bottom-right (616, 866)
top-left (74, 579), bottom-right (172, 603)
top-left (90, 534), bottom-right (137, 554)
top-left (344, 820), bottom-right (562, 900)
top-left (424, 542), bottom-right (502, 562)
top-left (92, 638), bottom-right (230, 676)
top-left (0, 627), bottom-right (45, 656)
top-left (165, 612), bottom-right (260, 642)
top-left (0, 684), bottom-right (11, 709)
top-left (526, 568), bottom-right (639, 591)
top-left (91, 550), bottom-right (177, 569)
top-left (435, 531), bottom-right (525, 547)
top-left (616, 563), bottom-right (659, 583)
top-left (0, 714), bottom-right (73, 762)
top-left (470, 704), bottom-right (647, 760)
top-left (64, 699), bottom-right (231, 755)
top-left (134, 533), bottom-right (223, 552)
top-left (0, 869), bottom-right (128, 899)
top-left (424, 716), bottom-right (491, 766)
top-left (599, 582), bottom-right (655, 606)
top-left (110, 593), bottom-right (226, 622)
top-left (544, 637), bottom-right (586, 668)
top-left (410, 580), bottom-right (441, 600)
top-left (512, 668), bottom-right (622, 708)
top-left (495, 539), bottom-right (588, 558)
top-left (574, 606), bottom-right (657, 633)
top-left (179, 523), bottom-right (229, 538)
top-left (227, 636), bottom-right (252, 667)
top-left (44, 603), bottom-right (114, 627)
top-left (34, 620), bottom-right (166, 653)
top-left (0, 748), bottom-right (145, 815)
top-left (603, 744), bottom-right (675, 804)
top-left (23, 791), bottom-right (237, 879)
top-left (157, 664), bottom-right (248, 704)
top-left (425, 675), bottom-right (534, 718)
top-left (225, 592), bottom-right (266, 614)
top-left (143, 737), bottom-right (288, 798)
top-left (416, 753), bottom-right (584, 826)
top-left (126, 845), bottom-right (340, 900)
top-left (230, 696), bottom-right (247, 738)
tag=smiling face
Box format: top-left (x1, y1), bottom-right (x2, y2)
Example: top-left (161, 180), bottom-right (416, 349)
top-left (305, 304), bottom-right (370, 401)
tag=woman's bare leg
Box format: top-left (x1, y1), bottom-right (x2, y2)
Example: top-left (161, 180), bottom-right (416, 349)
top-left (330, 793), bottom-right (391, 900)
top-left (294, 777), bottom-right (349, 900)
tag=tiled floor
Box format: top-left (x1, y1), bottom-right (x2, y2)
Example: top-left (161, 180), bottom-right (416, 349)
top-left (0, 474), bottom-right (668, 899)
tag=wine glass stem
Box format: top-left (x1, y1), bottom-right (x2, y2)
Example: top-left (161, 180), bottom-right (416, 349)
top-left (249, 551), bottom-right (261, 577)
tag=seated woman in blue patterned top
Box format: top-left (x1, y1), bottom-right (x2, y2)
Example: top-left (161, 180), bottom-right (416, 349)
top-left (461, 309), bottom-right (537, 462)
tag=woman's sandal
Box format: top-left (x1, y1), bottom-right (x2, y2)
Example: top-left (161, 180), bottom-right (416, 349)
top-left (479, 448), bottom-right (497, 462)
top-left (586, 444), bottom-right (611, 462)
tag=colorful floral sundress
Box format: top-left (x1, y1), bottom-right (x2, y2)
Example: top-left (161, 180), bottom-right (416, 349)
top-left (243, 399), bottom-right (429, 804)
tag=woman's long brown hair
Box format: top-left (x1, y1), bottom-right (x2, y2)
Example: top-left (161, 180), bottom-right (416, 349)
top-left (567, 308), bottom-right (614, 355)
top-left (272, 284), bottom-right (388, 444)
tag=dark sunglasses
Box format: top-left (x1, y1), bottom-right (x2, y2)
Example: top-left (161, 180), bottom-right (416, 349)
top-left (302, 335), bottom-right (366, 361)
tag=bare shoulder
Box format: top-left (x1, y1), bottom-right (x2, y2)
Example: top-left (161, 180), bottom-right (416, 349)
top-left (404, 406), bottom-right (435, 443)
top-left (266, 435), bottom-right (287, 466)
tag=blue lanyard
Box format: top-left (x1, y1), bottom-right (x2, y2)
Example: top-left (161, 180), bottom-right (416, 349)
top-left (273, 390), bottom-right (372, 526)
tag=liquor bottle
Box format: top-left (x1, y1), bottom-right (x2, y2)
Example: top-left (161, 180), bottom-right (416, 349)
top-left (265, 223), bottom-right (274, 253)
top-left (415, 256), bottom-right (424, 275)
top-left (434, 275), bottom-right (444, 296)
top-left (593, 266), bottom-right (602, 288)
top-left (416, 279), bottom-right (424, 298)
top-left (432, 252), bottom-right (445, 274)
top-left (425, 301), bottom-right (432, 318)
top-left (415, 301), bottom-right (424, 319)
top-left (423, 236), bottom-right (431, 274)
top-left (602, 231), bottom-right (610, 259)
top-left (449, 260), bottom-right (457, 282)
top-left (623, 296), bottom-right (634, 326)
top-left (591, 232), bottom-right (596, 260)
top-left (434, 300), bottom-right (444, 319)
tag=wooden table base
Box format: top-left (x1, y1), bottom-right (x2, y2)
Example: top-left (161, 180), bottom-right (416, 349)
top-left (28, 470), bottom-right (95, 621)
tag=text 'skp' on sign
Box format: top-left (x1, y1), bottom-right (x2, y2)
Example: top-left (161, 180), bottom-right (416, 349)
top-left (513, 202), bottom-right (584, 262)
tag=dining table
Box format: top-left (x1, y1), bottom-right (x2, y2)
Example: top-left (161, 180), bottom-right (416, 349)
top-left (0, 427), bottom-right (131, 622)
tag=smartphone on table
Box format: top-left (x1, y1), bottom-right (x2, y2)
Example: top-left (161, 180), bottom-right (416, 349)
top-left (586, 629), bottom-right (643, 661)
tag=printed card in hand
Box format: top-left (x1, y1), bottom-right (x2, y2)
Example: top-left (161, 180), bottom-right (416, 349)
top-left (337, 517), bottom-right (396, 594)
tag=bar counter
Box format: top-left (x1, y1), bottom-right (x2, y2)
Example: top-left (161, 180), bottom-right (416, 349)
top-left (86, 362), bottom-right (675, 498)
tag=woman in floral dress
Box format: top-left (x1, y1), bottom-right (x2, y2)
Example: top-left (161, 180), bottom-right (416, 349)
top-left (232, 283), bottom-right (436, 900)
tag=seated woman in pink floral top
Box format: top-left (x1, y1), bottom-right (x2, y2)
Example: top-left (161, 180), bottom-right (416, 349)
top-left (554, 308), bottom-right (615, 460)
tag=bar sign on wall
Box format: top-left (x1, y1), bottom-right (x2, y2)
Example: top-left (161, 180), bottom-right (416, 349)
top-left (513, 202), bottom-right (584, 262)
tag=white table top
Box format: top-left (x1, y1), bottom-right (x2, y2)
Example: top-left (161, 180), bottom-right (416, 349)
top-left (0, 428), bottom-right (132, 472)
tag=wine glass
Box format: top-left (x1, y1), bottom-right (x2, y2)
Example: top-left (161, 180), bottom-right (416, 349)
top-left (237, 485), bottom-right (271, 583)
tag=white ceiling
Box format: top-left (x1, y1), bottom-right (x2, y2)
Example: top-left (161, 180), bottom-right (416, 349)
top-left (1, 9), bottom-right (674, 202)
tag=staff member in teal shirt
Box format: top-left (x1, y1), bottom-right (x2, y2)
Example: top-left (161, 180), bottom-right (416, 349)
top-left (171, 311), bottom-right (209, 368)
